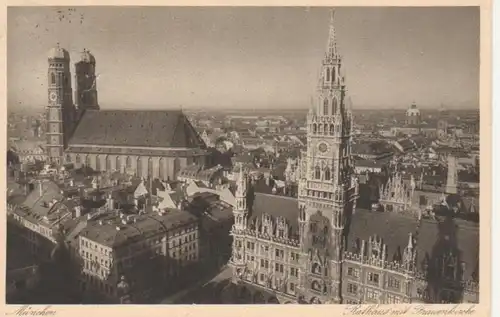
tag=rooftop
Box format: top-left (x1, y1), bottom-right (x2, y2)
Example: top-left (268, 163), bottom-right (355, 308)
top-left (80, 208), bottom-right (197, 248)
top-left (69, 110), bottom-right (206, 149)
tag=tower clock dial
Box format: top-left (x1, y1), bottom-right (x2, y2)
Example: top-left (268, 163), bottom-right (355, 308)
top-left (49, 92), bottom-right (57, 102)
top-left (318, 142), bottom-right (329, 153)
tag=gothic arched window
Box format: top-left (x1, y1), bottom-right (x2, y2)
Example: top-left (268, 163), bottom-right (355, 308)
top-left (65, 154), bottom-right (71, 163)
top-left (332, 97), bottom-right (338, 114)
top-left (95, 155), bottom-right (101, 171)
top-left (323, 124), bottom-right (328, 135)
top-left (323, 99), bottom-right (329, 115)
top-left (106, 155), bottom-right (111, 170)
top-left (324, 167), bottom-right (331, 181)
top-left (315, 166), bottom-right (321, 179)
top-left (126, 156), bottom-right (132, 169)
top-left (51, 73), bottom-right (56, 85)
top-left (326, 68), bottom-right (330, 83)
top-left (148, 158), bottom-right (153, 178)
top-left (85, 155), bottom-right (91, 167)
top-left (313, 124), bottom-right (317, 134)
top-left (75, 154), bottom-right (81, 164)
top-left (116, 156), bottom-right (122, 171)
top-left (312, 263), bottom-right (322, 275)
top-left (331, 67), bottom-right (336, 82)
top-left (330, 124), bottom-right (334, 135)
top-left (159, 158), bottom-right (165, 180)
top-left (136, 157), bottom-right (142, 177)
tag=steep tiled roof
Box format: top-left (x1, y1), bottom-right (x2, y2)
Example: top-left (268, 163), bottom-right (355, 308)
top-left (70, 110), bottom-right (206, 149)
top-left (345, 209), bottom-right (420, 260)
top-left (249, 193), bottom-right (300, 236)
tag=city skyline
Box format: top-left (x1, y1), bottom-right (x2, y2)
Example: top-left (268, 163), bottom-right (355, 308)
top-left (8, 6), bottom-right (479, 110)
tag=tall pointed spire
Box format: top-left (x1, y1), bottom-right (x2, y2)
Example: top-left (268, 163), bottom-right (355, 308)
top-left (327, 9), bottom-right (338, 58)
top-left (407, 233), bottom-right (414, 249)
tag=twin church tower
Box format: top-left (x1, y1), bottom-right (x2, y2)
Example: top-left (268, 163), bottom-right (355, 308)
top-left (46, 45), bottom-right (99, 164)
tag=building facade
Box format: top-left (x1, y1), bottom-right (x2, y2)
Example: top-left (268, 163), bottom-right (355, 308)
top-left (78, 208), bottom-right (199, 303)
top-left (227, 10), bottom-right (479, 305)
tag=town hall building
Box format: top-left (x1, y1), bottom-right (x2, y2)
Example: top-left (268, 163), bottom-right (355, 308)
top-left (227, 11), bottom-right (479, 305)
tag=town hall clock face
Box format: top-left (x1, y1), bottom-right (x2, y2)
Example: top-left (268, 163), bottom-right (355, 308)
top-left (318, 142), bottom-right (328, 153)
top-left (49, 92), bottom-right (57, 102)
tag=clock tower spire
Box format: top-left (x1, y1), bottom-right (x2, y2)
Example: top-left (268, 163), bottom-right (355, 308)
top-left (46, 44), bottom-right (75, 165)
top-left (296, 9), bottom-right (359, 304)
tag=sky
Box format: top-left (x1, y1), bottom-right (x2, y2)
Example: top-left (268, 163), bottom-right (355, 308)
top-left (7, 6), bottom-right (479, 110)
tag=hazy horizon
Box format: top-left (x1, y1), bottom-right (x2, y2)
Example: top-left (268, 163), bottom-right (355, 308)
top-left (8, 7), bottom-right (480, 111)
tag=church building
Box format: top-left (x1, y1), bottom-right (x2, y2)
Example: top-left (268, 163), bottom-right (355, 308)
top-left (45, 46), bottom-right (208, 181)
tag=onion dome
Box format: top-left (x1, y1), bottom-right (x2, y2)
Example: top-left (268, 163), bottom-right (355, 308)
top-left (80, 48), bottom-right (96, 64)
top-left (48, 44), bottom-right (70, 60)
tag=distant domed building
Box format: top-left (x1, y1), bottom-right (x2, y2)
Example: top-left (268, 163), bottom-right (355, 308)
top-left (390, 102), bottom-right (437, 137)
top-left (405, 102), bottom-right (421, 126)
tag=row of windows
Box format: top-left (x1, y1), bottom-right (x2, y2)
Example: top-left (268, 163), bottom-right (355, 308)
top-left (69, 154), bottom-right (177, 179)
top-left (84, 260), bottom-right (109, 279)
top-left (171, 233), bottom-right (197, 248)
top-left (307, 190), bottom-right (340, 200)
top-left (81, 239), bottom-right (111, 255)
top-left (171, 242), bottom-right (197, 257)
top-left (257, 273), bottom-right (296, 294)
top-left (347, 266), bottom-right (402, 291)
top-left (240, 241), bottom-right (300, 262)
top-left (311, 123), bottom-right (343, 135)
top-left (346, 284), bottom-right (402, 304)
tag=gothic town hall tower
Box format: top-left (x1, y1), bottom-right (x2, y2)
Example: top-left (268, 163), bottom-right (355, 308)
top-left (296, 10), bottom-right (358, 304)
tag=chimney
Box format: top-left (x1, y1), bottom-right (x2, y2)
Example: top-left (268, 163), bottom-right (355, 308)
top-left (74, 206), bottom-right (81, 218)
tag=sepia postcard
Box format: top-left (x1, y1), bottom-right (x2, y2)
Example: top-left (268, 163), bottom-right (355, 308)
top-left (1, 1), bottom-right (492, 317)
